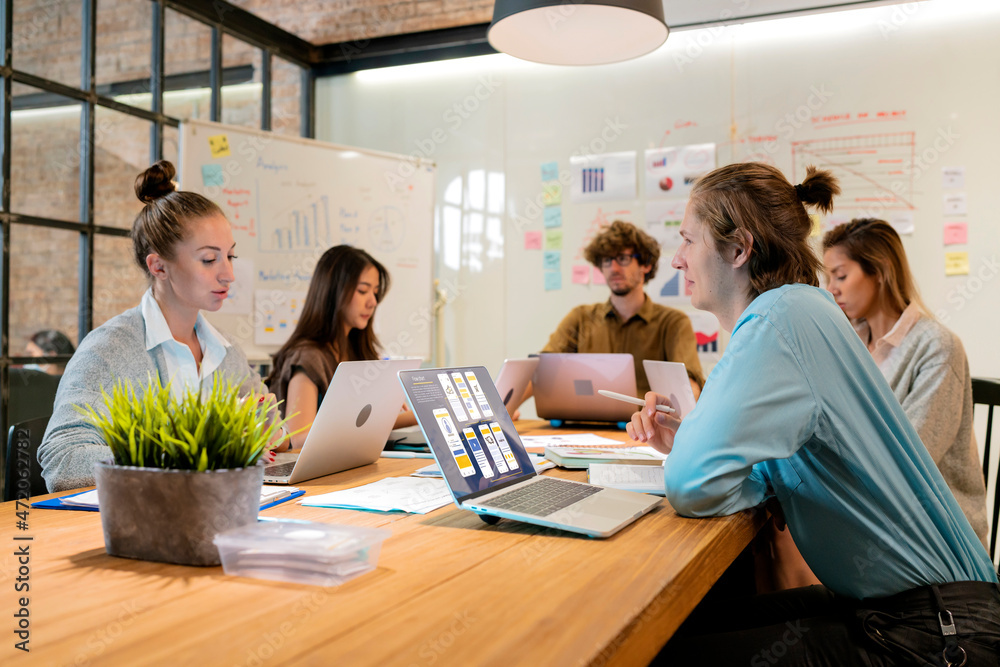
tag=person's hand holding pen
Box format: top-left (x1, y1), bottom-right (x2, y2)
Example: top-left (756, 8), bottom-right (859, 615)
top-left (625, 391), bottom-right (682, 455)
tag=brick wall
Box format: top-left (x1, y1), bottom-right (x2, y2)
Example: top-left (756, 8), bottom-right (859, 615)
top-left (7, 0), bottom-right (310, 351)
top-left (230, 0), bottom-right (493, 44)
top-left (8, 0), bottom-right (477, 351)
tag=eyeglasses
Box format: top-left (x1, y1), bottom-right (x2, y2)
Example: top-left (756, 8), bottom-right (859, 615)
top-left (600, 253), bottom-right (640, 268)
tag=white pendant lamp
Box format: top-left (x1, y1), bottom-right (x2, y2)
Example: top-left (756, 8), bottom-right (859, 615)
top-left (487, 0), bottom-right (669, 66)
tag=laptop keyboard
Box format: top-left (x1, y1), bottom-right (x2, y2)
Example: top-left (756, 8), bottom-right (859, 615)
top-left (482, 477), bottom-right (601, 517)
top-left (264, 461), bottom-right (296, 477)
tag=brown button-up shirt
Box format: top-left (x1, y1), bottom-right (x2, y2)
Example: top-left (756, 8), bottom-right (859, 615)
top-left (542, 295), bottom-right (704, 394)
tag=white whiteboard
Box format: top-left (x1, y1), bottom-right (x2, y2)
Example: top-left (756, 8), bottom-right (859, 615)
top-left (316, 0), bottom-right (1000, 412)
top-left (178, 119), bottom-right (435, 362)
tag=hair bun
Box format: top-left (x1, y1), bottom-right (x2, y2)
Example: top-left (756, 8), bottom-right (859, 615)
top-left (134, 160), bottom-right (177, 203)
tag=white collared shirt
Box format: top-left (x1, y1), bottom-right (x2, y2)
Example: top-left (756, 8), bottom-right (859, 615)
top-left (140, 289), bottom-right (231, 399)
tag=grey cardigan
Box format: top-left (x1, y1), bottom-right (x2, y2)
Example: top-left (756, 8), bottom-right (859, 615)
top-left (858, 309), bottom-right (989, 545)
top-left (38, 306), bottom-right (264, 492)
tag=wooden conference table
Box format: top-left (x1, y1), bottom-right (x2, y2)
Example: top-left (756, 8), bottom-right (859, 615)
top-left (2, 421), bottom-right (765, 666)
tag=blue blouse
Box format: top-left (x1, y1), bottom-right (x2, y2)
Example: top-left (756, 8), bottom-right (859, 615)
top-left (664, 284), bottom-right (996, 599)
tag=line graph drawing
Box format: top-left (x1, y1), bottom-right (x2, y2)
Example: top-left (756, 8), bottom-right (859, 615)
top-left (791, 132), bottom-right (915, 211)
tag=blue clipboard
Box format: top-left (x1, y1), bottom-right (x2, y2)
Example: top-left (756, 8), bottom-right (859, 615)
top-left (32, 489), bottom-right (306, 512)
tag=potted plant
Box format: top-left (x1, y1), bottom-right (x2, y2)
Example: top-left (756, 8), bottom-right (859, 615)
top-left (78, 376), bottom-right (287, 566)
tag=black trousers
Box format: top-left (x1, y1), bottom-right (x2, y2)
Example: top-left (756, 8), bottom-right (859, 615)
top-left (657, 581), bottom-right (1000, 666)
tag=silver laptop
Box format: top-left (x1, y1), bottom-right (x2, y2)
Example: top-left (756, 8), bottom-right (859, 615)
top-left (264, 358), bottom-right (421, 484)
top-left (399, 366), bottom-right (661, 538)
top-left (533, 353), bottom-right (637, 423)
top-left (643, 360), bottom-right (697, 420)
top-left (389, 358), bottom-right (540, 445)
top-left (494, 357), bottom-right (540, 414)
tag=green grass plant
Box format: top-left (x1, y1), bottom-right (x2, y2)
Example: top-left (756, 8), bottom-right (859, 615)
top-left (77, 375), bottom-right (289, 471)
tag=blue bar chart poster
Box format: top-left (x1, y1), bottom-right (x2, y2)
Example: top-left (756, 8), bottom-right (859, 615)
top-left (569, 151), bottom-right (636, 203)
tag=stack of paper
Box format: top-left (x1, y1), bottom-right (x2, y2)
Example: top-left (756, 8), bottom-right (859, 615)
top-left (60, 490), bottom-right (101, 508)
top-left (588, 463), bottom-right (666, 495)
top-left (260, 485), bottom-right (301, 506)
top-left (544, 445), bottom-right (667, 468)
top-left (300, 477), bottom-right (452, 514)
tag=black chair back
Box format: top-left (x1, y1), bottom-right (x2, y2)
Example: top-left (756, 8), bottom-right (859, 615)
top-left (9, 368), bottom-right (61, 426)
top-left (4, 416), bottom-right (50, 502)
top-left (972, 377), bottom-right (1000, 565)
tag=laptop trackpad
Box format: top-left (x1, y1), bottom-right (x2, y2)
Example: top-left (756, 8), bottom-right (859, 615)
top-left (580, 492), bottom-right (655, 519)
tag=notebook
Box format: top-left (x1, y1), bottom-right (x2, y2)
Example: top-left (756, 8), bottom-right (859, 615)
top-left (398, 366), bottom-right (661, 538)
top-left (533, 353), bottom-right (638, 423)
top-left (643, 360), bottom-right (697, 419)
top-left (264, 358), bottom-right (421, 484)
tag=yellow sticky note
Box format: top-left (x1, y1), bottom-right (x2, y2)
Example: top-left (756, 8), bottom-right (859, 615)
top-left (208, 134), bottom-right (231, 158)
top-left (544, 229), bottom-right (563, 250)
top-left (944, 251), bottom-right (969, 276)
top-left (809, 213), bottom-right (822, 238)
top-left (543, 183), bottom-right (562, 206)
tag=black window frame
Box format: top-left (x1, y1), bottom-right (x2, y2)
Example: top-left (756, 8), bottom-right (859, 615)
top-left (0, 0), bottom-right (314, 498)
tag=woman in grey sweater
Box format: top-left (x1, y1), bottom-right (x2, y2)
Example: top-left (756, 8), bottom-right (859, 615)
top-left (823, 218), bottom-right (988, 544)
top-left (39, 161), bottom-right (279, 492)
top-left (759, 217), bottom-right (989, 591)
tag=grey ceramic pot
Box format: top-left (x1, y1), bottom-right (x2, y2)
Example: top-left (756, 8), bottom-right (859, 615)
top-left (94, 460), bottom-right (264, 566)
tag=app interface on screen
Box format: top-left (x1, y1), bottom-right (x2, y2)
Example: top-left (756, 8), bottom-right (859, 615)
top-left (402, 368), bottom-right (534, 498)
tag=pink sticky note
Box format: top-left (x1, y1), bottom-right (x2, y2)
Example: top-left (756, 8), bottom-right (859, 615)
top-left (943, 222), bottom-right (967, 245)
top-left (524, 231), bottom-right (542, 250)
top-left (571, 265), bottom-right (590, 285)
top-left (591, 266), bottom-right (606, 285)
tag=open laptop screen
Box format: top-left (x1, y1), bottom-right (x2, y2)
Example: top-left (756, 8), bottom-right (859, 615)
top-left (399, 367), bottom-right (536, 500)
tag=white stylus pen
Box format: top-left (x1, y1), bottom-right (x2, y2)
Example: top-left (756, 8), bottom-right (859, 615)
top-left (598, 389), bottom-right (675, 414)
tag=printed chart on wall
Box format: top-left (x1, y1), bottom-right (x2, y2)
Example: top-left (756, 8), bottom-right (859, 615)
top-left (179, 119), bottom-right (435, 361)
top-left (791, 132), bottom-right (916, 234)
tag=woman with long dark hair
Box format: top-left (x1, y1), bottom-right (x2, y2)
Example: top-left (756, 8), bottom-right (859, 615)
top-left (266, 245), bottom-right (414, 450)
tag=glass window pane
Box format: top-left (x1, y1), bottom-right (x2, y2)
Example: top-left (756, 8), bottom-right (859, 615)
top-left (10, 224), bottom-right (80, 356)
top-left (94, 234), bottom-right (146, 328)
top-left (163, 124), bottom-right (179, 166)
top-left (11, 87), bottom-right (83, 222)
top-left (272, 57), bottom-right (302, 137)
top-left (221, 35), bottom-right (261, 128)
top-left (96, 0), bottom-right (153, 110)
top-left (163, 9), bottom-right (212, 121)
top-left (95, 107), bottom-right (152, 229)
top-left (13, 0), bottom-right (83, 91)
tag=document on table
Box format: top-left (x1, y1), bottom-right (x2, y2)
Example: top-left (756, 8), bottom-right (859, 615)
top-left (61, 486), bottom-right (301, 508)
top-left (299, 477), bottom-right (452, 514)
top-left (588, 463), bottom-right (666, 495)
top-left (519, 433), bottom-right (622, 448)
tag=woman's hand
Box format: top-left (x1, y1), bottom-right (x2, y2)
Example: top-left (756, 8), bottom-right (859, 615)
top-left (626, 391), bottom-right (682, 455)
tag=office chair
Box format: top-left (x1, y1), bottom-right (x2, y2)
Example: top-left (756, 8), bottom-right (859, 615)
top-left (4, 415), bottom-right (50, 502)
top-left (9, 368), bottom-right (61, 426)
top-left (972, 377), bottom-right (1000, 565)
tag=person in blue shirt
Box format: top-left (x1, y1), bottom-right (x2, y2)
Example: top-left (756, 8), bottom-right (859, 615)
top-left (627, 162), bottom-right (999, 665)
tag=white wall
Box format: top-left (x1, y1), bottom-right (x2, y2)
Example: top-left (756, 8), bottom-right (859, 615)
top-left (316, 0), bottom-right (1000, 434)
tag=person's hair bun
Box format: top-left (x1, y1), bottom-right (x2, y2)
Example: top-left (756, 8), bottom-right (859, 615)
top-left (134, 160), bottom-right (177, 203)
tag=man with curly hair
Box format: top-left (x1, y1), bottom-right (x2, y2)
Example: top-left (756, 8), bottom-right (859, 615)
top-left (542, 220), bottom-right (703, 396)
